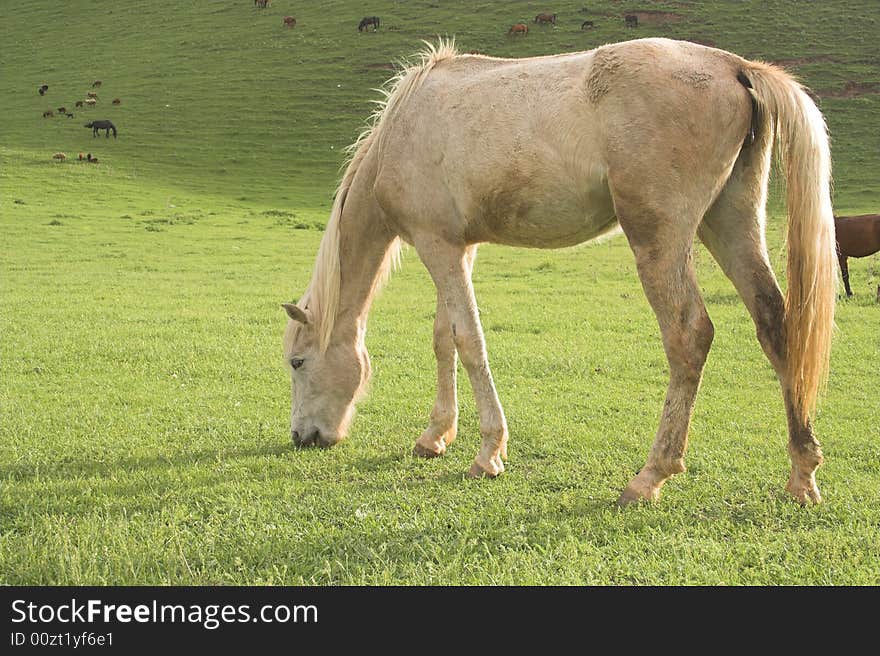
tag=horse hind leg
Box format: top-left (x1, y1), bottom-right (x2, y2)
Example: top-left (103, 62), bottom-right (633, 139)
top-left (838, 254), bottom-right (852, 297)
top-left (698, 172), bottom-right (823, 503)
top-left (413, 245), bottom-right (478, 458)
top-left (616, 217), bottom-right (714, 504)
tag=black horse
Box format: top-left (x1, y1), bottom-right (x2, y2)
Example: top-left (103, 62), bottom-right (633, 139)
top-left (358, 16), bottom-right (380, 32)
top-left (84, 120), bottom-right (117, 138)
top-left (38, 84), bottom-right (48, 96)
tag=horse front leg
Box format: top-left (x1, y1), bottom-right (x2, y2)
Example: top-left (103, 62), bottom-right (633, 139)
top-left (416, 240), bottom-right (507, 477)
top-left (414, 247), bottom-right (478, 458)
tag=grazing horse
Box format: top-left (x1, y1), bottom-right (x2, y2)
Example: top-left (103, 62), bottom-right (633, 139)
top-left (255, 0), bottom-right (270, 7)
top-left (75, 100), bottom-right (84, 107)
top-left (358, 16), bottom-right (380, 32)
top-left (625, 14), bottom-right (639, 27)
top-left (281, 39), bottom-right (836, 506)
top-left (42, 110), bottom-right (53, 118)
top-left (534, 13), bottom-right (557, 25)
top-left (581, 20), bottom-right (595, 29)
top-left (87, 91), bottom-right (98, 99)
top-left (84, 120), bottom-right (117, 138)
top-left (57, 106), bottom-right (67, 114)
top-left (834, 214), bottom-right (880, 296)
top-left (112, 98), bottom-right (121, 105)
top-left (85, 98), bottom-right (97, 106)
top-left (92, 80), bottom-right (102, 87)
top-left (38, 84), bottom-right (48, 96)
top-left (52, 152), bottom-right (66, 161)
top-left (508, 23), bottom-right (528, 35)
top-left (283, 16), bottom-right (296, 28)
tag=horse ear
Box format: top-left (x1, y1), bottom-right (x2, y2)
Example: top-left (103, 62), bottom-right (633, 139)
top-left (282, 303), bottom-right (309, 324)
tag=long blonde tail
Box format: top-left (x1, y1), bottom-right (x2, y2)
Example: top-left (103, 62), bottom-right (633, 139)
top-left (744, 62), bottom-right (836, 423)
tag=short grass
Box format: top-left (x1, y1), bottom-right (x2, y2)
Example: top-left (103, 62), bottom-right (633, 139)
top-left (1, 0), bottom-right (878, 585)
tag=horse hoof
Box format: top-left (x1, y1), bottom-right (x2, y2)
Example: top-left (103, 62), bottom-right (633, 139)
top-left (785, 481), bottom-right (822, 505)
top-left (616, 486), bottom-right (648, 507)
top-left (467, 456), bottom-right (504, 478)
top-left (413, 442), bottom-right (445, 458)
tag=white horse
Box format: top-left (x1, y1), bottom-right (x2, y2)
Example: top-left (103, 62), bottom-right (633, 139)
top-left (282, 39), bottom-right (836, 505)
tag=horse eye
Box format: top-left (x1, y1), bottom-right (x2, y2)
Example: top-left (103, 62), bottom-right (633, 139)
top-left (290, 358), bottom-right (305, 370)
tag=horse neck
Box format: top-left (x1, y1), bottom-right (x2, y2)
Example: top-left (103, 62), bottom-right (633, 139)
top-left (332, 191), bottom-right (396, 345)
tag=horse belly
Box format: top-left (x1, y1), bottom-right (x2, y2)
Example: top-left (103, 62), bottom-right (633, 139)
top-left (471, 172), bottom-right (616, 248)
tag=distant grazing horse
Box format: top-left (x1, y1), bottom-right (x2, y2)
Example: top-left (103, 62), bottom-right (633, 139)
top-left (283, 16), bottom-right (296, 28)
top-left (87, 91), bottom-right (98, 99)
top-left (57, 106), bottom-right (67, 114)
top-left (358, 16), bottom-right (380, 32)
top-left (85, 120), bottom-right (117, 138)
top-left (534, 13), bottom-right (556, 25)
top-left (75, 100), bottom-right (84, 107)
top-left (280, 40), bottom-right (836, 506)
top-left (255, 0), bottom-right (270, 7)
top-left (112, 98), bottom-right (121, 105)
top-left (625, 14), bottom-right (639, 27)
top-left (92, 80), bottom-right (102, 88)
top-left (85, 98), bottom-right (97, 106)
top-left (834, 214), bottom-right (880, 296)
top-left (38, 84), bottom-right (48, 96)
top-left (581, 20), bottom-right (594, 29)
top-left (42, 110), bottom-right (54, 118)
top-left (508, 23), bottom-right (528, 35)
top-left (52, 152), bottom-right (66, 161)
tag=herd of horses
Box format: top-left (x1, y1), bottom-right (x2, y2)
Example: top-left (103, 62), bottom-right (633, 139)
top-left (510, 12), bottom-right (639, 34)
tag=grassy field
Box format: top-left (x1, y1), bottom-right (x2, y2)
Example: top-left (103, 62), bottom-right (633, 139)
top-left (1, 1), bottom-right (878, 585)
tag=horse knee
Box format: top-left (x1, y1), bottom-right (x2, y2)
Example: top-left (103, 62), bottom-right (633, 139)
top-left (451, 325), bottom-right (484, 368)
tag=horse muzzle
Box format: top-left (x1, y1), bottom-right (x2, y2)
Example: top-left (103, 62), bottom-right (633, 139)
top-left (291, 428), bottom-right (341, 449)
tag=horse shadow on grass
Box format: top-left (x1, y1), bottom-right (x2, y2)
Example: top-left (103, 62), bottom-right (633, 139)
top-left (1, 443), bottom-right (295, 484)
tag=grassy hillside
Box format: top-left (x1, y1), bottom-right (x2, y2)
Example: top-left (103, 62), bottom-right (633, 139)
top-left (2, 0), bottom-right (878, 210)
top-left (1, 1), bottom-right (878, 585)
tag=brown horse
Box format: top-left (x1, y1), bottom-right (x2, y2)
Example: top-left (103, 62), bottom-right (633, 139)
top-left (534, 13), bottom-right (556, 25)
top-left (283, 16), bottom-right (296, 28)
top-left (508, 23), bottom-right (528, 35)
top-left (358, 16), bottom-right (380, 32)
top-left (835, 214), bottom-right (880, 296)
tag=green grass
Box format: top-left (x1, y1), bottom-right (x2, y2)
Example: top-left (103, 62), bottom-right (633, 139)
top-left (1, 0), bottom-right (878, 585)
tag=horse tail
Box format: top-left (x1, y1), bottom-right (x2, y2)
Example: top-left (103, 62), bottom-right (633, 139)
top-left (741, 61), bottom-right (836, 424)
top-left (112, 123), bottom-right (117, 138)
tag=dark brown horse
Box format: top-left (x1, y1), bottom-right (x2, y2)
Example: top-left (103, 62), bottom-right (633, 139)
top-left (508, 23), bottom-right (528, 35)
top-left (835, 214), bottom-right (880, 296)
top-left (358, 16), bottom-right (379, 31)
top-left (283, 16), bottom-right (296, 28)
top-left (534, 13), bottom-right (556, 25)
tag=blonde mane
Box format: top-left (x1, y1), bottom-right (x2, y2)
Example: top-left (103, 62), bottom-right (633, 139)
top-left (294, 39), bottom-right (458, 353)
